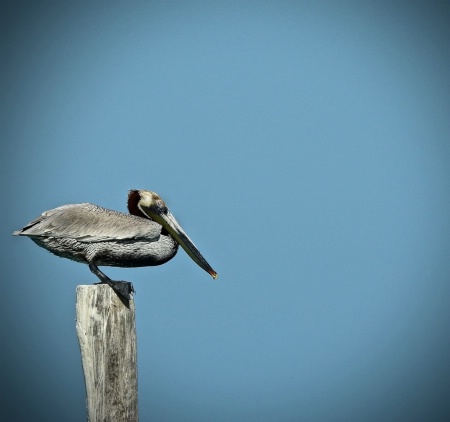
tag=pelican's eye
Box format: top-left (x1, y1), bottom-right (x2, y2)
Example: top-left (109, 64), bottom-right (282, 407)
top-left (156, 200), bottom-right (168, 214)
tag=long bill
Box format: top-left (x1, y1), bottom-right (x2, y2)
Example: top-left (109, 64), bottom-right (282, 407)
top-left (152, 210), bottom-right (218, 279)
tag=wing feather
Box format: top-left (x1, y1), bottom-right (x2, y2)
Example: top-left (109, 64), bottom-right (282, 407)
top-left (13, 203), bottom-right (161, 242)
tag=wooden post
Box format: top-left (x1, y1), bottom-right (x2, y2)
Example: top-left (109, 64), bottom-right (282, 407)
top-left (76, 285), bottom-right (138, 422)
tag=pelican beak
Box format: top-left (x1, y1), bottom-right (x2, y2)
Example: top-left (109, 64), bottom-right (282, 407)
top-left (151, 209), bottom-right (218, 279)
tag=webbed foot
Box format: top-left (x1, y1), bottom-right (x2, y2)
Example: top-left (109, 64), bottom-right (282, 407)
top-left (89, 263), bottom-right (135, 301)
top-left (95, 280), bottom-right (135, 300)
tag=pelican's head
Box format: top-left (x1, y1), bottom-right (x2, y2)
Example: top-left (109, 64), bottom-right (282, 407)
top-left (128, 189), bottom-right (218, 279)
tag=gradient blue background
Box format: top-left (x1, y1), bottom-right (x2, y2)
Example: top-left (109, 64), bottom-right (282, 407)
top-left (2, 2), bottom-right (450, 421)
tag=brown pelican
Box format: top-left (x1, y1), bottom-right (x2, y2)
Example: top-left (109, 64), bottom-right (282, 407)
top-left (13, 190), bottom-right (218, 299)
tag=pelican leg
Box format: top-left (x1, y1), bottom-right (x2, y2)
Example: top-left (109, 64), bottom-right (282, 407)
top-left (88, 262), bottom-right (135, 300)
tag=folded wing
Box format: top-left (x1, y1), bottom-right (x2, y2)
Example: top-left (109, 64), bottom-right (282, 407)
top-left (13, 203), bottom-right (162, 243)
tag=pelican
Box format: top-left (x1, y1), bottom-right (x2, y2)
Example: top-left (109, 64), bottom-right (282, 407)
top-left (13, 190), bottom-right (218, 299)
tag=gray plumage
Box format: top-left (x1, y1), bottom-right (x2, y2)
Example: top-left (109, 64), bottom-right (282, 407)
top-left (13, 202), bottom-right (178, 267)
top-left (13, 190), bottom-right (217, 299)
top-left (15, 203), bottom-right (162, 242)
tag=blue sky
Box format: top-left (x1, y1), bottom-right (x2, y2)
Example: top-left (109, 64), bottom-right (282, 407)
top-left (2, 2), bottom-right (450, 421)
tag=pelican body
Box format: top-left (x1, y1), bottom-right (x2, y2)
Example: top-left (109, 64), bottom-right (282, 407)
top-left (13, 190), bottom-right (217, 299)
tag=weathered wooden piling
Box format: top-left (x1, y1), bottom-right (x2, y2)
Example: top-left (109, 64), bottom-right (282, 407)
top-left (76, 285), bottom-right (138, 422)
